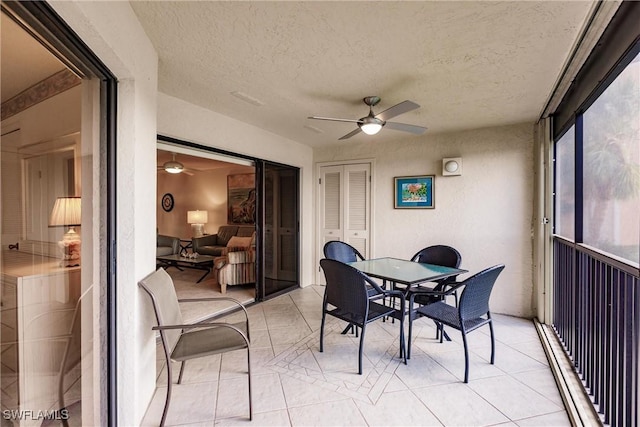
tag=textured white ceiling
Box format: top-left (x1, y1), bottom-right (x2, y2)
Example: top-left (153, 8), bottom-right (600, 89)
top-left (132, 1), bottom-right (594, 147)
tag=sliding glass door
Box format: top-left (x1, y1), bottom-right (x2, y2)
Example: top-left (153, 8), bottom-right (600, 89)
top-left (258, 162), bottom-right (300, 299)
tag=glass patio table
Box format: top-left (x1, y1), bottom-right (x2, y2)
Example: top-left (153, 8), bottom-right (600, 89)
top-left (348, 257), bottom-right (467, 290)
top-left (349, 257), bottom-right (468, 336)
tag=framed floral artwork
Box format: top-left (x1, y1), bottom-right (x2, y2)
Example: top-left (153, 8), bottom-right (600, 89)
top-left (394, 175), bottom-right (434, 209)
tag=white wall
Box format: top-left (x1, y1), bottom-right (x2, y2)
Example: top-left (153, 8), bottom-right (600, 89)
top-left (157, 93), bottom-right (315, 288)
top-left (315, 123), bottom-right (535, 317)
top-left (49, 2), bottom-right (158, 425)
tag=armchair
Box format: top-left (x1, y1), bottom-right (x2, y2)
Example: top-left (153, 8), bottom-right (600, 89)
top-left (157, 234), bottom-right (180, 256)
top-left (214, 248), bottom-right (256, 293)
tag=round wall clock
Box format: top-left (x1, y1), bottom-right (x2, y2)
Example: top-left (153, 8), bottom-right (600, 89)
top-left (161, 193), bottom-right (174, 212)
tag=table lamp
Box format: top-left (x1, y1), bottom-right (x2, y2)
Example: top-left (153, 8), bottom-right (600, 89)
top-left (49, 196), bottom-right (81, 267)
top-left (187, 210), bottom-right (208, 237)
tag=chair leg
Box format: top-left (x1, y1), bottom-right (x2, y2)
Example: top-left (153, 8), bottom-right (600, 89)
top-left (340, 323), bottom-right (354, 335)
top-left (247, 347), bottom-right (253, 420)
top-left (407, 309), bottom-right (413, 360)
top-left (320, 309), bottom-right (326, 352)
top-left (161, 357), bottom-right (173, 427)
top-left (399, 311), bottom-right (406, 364)
top-left (177, 361), bottom-right (186, 384)
top-left (461, 332), bottom-right (470, 383)
top-left (489, 319), bottom-right (495, 364)
top-left (358, 325), bottom-right (367, 375)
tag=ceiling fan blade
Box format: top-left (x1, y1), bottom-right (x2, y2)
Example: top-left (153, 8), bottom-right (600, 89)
top-left (376, 100), bottom-right (420, 121)
top-left (308, 116), bottom-right (362, 124)
top-left (338, 127), bottom-right (362, 140)
top-left (384, 121), bottom-right (428, 135)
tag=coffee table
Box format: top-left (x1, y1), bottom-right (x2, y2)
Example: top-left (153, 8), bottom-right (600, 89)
top-left (156, 254), bottom-right (215, 283)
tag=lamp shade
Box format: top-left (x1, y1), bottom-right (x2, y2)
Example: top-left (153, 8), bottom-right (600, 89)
top-left (187, 210), bottom-right (208, 224)
top-left (49, 197), bottom-right (82, 226)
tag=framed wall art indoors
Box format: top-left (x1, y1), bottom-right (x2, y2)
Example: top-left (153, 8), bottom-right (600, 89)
top-left (394, 175), bottom-right (434, 209)
top-left (227, 173), bottom-right (256, 224)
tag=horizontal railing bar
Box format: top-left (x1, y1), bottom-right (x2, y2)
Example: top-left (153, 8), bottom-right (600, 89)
top-left (552, 235), bottom-right (640, 277)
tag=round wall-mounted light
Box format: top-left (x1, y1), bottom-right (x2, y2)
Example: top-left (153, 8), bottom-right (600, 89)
top-left (444, 160), bottom-right (459, 173)
top-left (442, 157), bottom-right (462, 176)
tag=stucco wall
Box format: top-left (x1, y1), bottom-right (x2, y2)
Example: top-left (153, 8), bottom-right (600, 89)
top-left (314, 123), bottom-right (535, 317)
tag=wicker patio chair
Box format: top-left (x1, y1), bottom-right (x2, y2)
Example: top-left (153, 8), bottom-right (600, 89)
top-left (404, 245), bottom-right (463, 340)
top-left (319, 259), bottom-right (406, 374)
top-left (408, 264), bottom-right (505, 382)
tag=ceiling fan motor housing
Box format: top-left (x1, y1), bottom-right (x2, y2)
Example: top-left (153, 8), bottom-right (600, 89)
top-left (363, 96), bottom-right (381, 107)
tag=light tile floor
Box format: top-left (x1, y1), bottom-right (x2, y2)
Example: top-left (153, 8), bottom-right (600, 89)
top-left (142, 282), bottom-right (570, 426)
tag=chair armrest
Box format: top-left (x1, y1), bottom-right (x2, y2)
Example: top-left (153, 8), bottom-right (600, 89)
top-left (192, 234), bottom-right (219, 251)
top-left (152, 322), bottom-right (250, 345)
top-left (178, 296), bottom-right (250, 324)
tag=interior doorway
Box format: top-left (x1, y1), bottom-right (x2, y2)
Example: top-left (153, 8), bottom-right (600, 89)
top-left (156, 140), bottom-right (257, 303)
top-left (156, 137), bottom-right (302, 303)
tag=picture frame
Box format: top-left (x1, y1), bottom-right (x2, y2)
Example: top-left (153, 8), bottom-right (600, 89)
top-left (227, 173), bottom-right (256, 224)
top-left (394, 175), bottom-right (434, 209)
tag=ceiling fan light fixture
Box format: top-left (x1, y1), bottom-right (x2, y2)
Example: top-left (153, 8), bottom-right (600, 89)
top-left (359, 122), bottom-right (382, 135)
top-left (358, 116), bottom-right (384, 135)
top-left (164, 161), bottom-right (184, 174)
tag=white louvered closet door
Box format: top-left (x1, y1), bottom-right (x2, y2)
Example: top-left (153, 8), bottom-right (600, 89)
top-left (343, 164), bottom-right (370, 257)
top-left (319, 163), bottom-right (371, 281)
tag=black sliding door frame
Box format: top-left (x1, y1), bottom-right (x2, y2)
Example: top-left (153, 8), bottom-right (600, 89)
top-left (256, 160), bottom-right (300, 301)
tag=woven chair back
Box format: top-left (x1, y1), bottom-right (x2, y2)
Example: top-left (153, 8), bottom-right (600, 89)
top-left (323, 241), bottom-right (364, 263)
top-left (458, 265), bottom-right (505, 321)
top-left (320, 259), bottom-right (370, 324)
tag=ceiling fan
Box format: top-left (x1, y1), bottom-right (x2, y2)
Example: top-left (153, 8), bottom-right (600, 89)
top-left (308, 96), bottom-right (427, 140)
top-left (158, 153), bottom-right (194, 176)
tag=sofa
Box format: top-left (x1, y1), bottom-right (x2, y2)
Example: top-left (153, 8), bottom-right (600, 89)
top-left (192, 225), bottom-right (255, 256)
top-left (193, 225), bottom-right (256, 293)
top-left (157, 234), bottom-right (180, 256)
